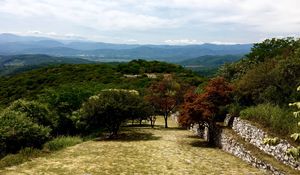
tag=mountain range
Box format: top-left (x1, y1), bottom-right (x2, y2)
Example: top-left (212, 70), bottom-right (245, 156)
top-left (0, 33), bottom-right (252, 62)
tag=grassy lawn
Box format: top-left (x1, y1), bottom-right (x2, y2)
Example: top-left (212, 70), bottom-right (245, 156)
top-left (0, 117), bottom-right (264, 175)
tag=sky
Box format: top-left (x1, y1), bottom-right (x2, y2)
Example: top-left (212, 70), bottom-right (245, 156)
top-left (0, 0), bottom-right (300, 44)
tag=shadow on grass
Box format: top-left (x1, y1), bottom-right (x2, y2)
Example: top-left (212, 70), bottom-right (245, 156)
top-left (189, 140), bottom-right (214, 148)
top-left (94, 131), bottom-right (161, 142)
top-left (124, 124), bottom-right (153, 128)
top-left (187, 135), bottom-right (202, 139)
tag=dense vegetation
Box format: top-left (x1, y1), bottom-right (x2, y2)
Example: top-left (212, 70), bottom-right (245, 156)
top-left (179, 54), bottom-right (243, 76)
top-left (178, 37), bottom-right (300, 147)
top-left (0, 59), bottom-right (203, 158)
top-left (0, 54), bottom-right (94, 76)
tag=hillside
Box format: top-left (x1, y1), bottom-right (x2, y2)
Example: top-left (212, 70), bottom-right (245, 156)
top-left (0, 54), bottom-right (94, 76)
top-left (179, 54), bottom-right (243, 67)
top-left (178, 54), bottom-right (244, 76)
top-left (0, 60), bottom-right (203, 106)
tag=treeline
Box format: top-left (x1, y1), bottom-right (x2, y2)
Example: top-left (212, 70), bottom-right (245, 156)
top-left (178, 38), bottom-right (300, 145)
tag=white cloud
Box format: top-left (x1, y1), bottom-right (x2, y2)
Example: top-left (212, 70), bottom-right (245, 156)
top-left (164, 39), bottom-right (201, 45)
top-left (126, 39), bottom-right (138, 43)
top-left (0, 0), bottom-right (299, 43)
top-left (25, 30), bottom-right (86, 40)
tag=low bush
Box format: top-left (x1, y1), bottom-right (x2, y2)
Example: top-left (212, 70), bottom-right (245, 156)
top-left (240, 103), bottom-right (299, 136)
top-left (0, 110), bottom-right (51, 156)
top-left (0, 147), bottom-right (42, 169)
top-left (43, 136), bottom-right (82, 151)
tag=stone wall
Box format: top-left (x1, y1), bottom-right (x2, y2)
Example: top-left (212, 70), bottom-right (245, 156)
top-left (232, 118), bottom-right (300, 170)
top-left (190, 124), bottom-right (209, 141)
top-left (214, 128), bottom-right (284, 175)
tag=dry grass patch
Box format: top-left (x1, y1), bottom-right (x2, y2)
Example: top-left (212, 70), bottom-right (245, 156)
top-left (0, 117), bottom-right (264, 175)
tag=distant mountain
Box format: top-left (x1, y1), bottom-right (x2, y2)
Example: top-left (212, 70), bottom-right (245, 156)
top-left (179, 54), bottom-right (243, 67)
top-left (178, 54), bottom-right (244, 77)
top-left (0, 33), bottom-right (253, 62)
top-left (0, 33), bottom-right (50, 43)
top-left (0, 54), bottom-right (94, 76)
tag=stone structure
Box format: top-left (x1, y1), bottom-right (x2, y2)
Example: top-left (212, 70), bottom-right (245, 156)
top-left (190, 124), bottom-right (209, 141)
top-left (232, 118), bottom-right (300, 170)
top-left (214, 128), bottom-right (284, 175)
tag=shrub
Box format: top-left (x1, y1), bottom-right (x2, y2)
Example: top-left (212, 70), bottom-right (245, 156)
top-left (43, 136), bottom-right (82, 151)
top-left (6, 99), bottom-right (58, 129)
top-left (263, 137), bottom-right (280, 146)
top-left (240, 103), bottom-right (299, 136)
top-left (0, 110), bottom-right (51, 156)
top-left (0, 147), bottom-right (41, 169)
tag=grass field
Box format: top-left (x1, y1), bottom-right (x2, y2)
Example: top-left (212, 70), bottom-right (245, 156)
top-left (0, 117), bottom-right (264, 175)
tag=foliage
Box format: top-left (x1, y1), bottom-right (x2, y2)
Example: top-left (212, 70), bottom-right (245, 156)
top-left (180, 54), bottom-right (243, 77)
top-left (179, 77), bottom-right (233, 126)
top-left (0, 60), bottom-right (201, 106)
top-left (263, 137), bottom-right (280, 146)
top-left (178, 77), bottom-right (234, 144)
top-left (117, 59), bottom-right (185, 74)
top-left (179, 54), bottom-right (243, 67)
top-left (287, 147), bottom-right (300, 160)
top-left (219, 37), bottom-right (298, 81)
top-left (38, 85), bottom-right (96, 135)
top-left (0, 110), bottom-right (51, 156)
top-left (227, 103), bottom-right (243, 118)
top-left (5, 99), bottom-right (58, 129)
top-left (43, 136), bottom-right (83, 151)
top-left (145, 76), bottom-right (182, 128)
top-left (234, 57), bottom-right (300, 106)
top-left (74, 90), bottom-right (151, 137)
top-left (218, 38), bottom-right (300, 107)
top-left (246, 37), bottom-right (297, 63)
top-left (0, 54), bottom-right (94, 76)
top-left (240, 103), bottom-right (298, 136)
top-left (0, 147), bottom-right (42, 169)
top-left (287, 86), bottom-right (300, 159)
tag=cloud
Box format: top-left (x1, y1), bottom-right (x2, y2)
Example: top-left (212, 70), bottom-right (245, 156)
top-left (126, 39), bottom-right (138, 43)
top-left (26, 30), bottom-right (86, 40)
top-left (0, 0), bottom-right (299, 43)
top-left (164, 39), bottom-right (201, 45)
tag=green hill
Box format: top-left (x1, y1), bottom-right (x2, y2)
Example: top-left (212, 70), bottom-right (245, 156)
top-left (0, 60), bottom-right (203, 106)
top-left (0, 54), bottom-right (94, 76)
top-left (178, 54), bottom-right (243, 76)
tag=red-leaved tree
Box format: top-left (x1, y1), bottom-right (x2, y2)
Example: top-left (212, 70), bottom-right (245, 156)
top-left (146, 75), bottom-right (182, 128)
top-left (179, 77), bottom-right (234, 145)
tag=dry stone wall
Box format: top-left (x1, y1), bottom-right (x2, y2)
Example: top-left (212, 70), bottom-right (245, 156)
top-left (232, 118), bottom-right (300, 170)
top-left (214, 128), bottom-right (284, 175)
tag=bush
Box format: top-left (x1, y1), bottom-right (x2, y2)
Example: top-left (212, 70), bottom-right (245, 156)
top-left (43, 136), bottom-right (82, 151)
top-left (0, 147), bottom-right (42, 169)
top-left (0, 111), bottom-right (51, 156)
top-left (6, 99), bottom-right (58, 129)
top-left (240, 103), bottom-right (299, 136)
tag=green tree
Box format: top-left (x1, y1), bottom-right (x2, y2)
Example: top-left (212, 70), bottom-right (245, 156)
top-left (74, 89), bottom-right (149, 137)
top-left (5, 99), bottom-right (57, 130)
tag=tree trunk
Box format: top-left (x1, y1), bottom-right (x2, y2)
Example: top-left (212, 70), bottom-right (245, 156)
top-left (164, 114), bottom-right (168, 128)
top-left (208, 121), bottom-right (216, 146)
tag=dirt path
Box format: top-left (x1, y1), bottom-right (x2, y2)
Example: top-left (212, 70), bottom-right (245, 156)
top-left (0, 118), bottom-right (264, 175)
